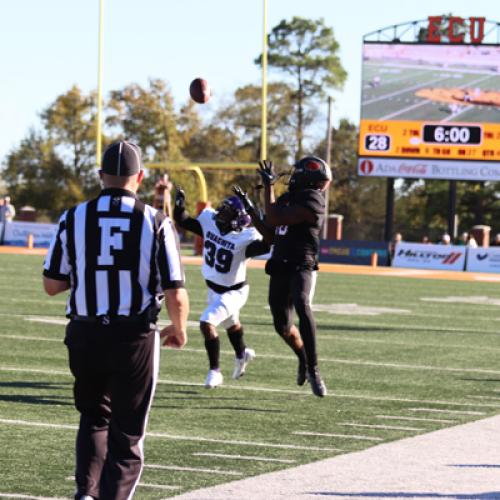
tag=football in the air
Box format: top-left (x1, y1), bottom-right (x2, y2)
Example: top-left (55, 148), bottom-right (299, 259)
top-left (189, 78), bottom-right (211, 104)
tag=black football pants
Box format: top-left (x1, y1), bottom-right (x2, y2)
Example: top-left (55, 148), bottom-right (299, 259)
top-left (268, 268), bottom-right (318, 369)
top-left (65, 321), bottom-right (160, 500)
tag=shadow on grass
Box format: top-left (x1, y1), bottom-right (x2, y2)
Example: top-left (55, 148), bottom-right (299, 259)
top-left (0, 381), bottom-right (69, 389)
top-left (0, 394), bottom-right (71, 406)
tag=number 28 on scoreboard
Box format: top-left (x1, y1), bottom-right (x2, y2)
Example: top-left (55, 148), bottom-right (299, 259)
top-left (358, 120), bottom-right (493, 160)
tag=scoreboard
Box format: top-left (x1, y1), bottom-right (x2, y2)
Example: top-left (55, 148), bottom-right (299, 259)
top-left (358, 41), bottom-right (500, 181)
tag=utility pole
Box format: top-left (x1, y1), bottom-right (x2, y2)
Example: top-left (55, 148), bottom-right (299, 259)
top-left (322, 96), bottom-right (333, 239)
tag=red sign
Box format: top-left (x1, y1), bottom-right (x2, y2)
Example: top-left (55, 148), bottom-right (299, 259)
top-left (360, 159), bottom-right (374, 175)
top-left (427, 16), bottom-right (485, 43)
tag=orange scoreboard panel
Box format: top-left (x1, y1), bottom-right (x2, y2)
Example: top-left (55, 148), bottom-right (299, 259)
top-left (359, 120), bottom-right (500, 161)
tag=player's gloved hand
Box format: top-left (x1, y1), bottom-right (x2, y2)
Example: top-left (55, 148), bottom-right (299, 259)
top-left (175, 186), bottom-right (186, 210)
top-left (232, 185), bottom-right (255, 213)
top-left (257, 160), bottom-right (276, 186)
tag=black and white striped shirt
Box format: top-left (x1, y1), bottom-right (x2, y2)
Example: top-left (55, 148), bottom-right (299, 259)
top-left (43, 188), bottom-right (184, 318)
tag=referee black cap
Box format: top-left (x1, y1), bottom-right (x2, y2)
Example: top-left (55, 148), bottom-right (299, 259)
top-left (101, 141), bottom-right (143, 176)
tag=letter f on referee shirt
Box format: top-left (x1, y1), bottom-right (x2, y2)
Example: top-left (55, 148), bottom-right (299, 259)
top-left (98, 218), bottom-right (131, 266)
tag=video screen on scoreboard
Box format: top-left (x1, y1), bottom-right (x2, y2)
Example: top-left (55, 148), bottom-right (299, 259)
top-left (359, 42), bottom-right (500, 162)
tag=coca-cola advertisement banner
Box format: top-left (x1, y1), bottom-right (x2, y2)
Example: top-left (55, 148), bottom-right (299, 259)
top-left (392, 242), bottom-right (466, 271)
top-left (358, 157), bottom-right (500, 182)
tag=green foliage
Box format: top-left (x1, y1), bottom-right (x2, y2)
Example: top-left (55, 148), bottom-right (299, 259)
top-left (107, 78), bottom-right (184, 162)
top-left (256, 17), bottom-right (347, 157)
top-left (3, 131), bottom-right (86, 219)
top-left (217, 82), bottom-right (295, 163)
top-left (315, 119), bottom-right (386, 240)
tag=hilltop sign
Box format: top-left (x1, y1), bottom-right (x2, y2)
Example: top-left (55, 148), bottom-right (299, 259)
top-left (427, 16), bottom-right (485, 43)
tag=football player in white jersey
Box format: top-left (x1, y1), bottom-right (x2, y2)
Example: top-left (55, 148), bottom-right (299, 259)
top-left (173, 188), bottom-right (270, 388)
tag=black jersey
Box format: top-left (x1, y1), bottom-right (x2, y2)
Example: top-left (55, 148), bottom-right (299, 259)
top-left (271, 188), bottom-right (325, 264)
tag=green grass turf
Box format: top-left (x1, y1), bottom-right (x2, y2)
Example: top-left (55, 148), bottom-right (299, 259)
top-left (1, 254), bottom-right (500, 497)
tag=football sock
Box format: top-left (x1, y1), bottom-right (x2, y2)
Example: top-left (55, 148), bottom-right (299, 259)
top-left (204, 337), bottom-right (220, 370)
top-left (228, 328), bottom-right (246, 359)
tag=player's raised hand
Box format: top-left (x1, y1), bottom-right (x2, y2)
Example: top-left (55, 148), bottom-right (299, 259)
top-left (257, 160), bottom-right (276, 186)
top-left (175, 186), bottom-right (186, 210)
top-left (232, 185), bottom-right (255, 213)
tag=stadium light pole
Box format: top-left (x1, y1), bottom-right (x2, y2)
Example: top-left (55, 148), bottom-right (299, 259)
top-left (260, 0), bottom-right (268, 161)
top-left (96, 0), bottom-right (104, 167)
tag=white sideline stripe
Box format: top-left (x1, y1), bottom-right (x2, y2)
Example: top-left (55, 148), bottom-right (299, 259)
top-left (293, 431), bottom-right (382, 442)
top-left (339, 422), bottom-right (423, 431)
top-left (0, 334), bottom-right (61, 342)
top-left (409, 408), bottom-right (485, 416)
top-left (0, 495), bottom-right (69, 500)
top-left (376, 415), bottom-right (457, 424)
top-left (2, 365), bottom-right (500, 409)
top-left (145, 464), bottom-right (242, 476)
top-left (192, 452), bottom-right (296, 464)
top-left (0, 418), bottom-right (338, 452)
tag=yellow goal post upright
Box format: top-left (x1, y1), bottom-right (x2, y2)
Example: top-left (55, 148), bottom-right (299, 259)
top-left (146, 162), bottom-right (257, 253)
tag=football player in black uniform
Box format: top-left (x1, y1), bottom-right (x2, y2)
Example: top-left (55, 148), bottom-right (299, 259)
top-left (234, 156), bottom-right (332, 397)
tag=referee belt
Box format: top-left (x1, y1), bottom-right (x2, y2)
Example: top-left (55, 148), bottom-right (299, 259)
top-left (70, 314), bottom-right (152, 327)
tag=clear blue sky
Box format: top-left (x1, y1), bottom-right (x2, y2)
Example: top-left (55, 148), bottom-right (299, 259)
top-left (1, 0), bottom-right (498, 163)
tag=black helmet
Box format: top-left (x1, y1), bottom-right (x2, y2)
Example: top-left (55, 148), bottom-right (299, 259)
top-left (289, 156), bottom-right (332, 191)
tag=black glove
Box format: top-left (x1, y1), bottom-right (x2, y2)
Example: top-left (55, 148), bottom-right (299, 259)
top-left (232, 185), bottom-right (255, 213)
top-left (175, 186), bottom-right (186, 210)
top-left (257, 160), bottom-right (276, 186)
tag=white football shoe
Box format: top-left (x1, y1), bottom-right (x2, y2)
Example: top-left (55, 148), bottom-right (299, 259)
top-left (232, 348), bottom-right (256, 379)
top-left (204, 369), bottom-right (223, 389)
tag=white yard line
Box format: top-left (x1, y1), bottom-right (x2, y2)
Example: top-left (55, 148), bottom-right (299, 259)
top-left (376, 415), bottom-right (457, 424)
top-left (137, 483), bottom-right (181, 490)
top-left (409, 408), bottom-right (485, 416)
top-left (339, 423), bottom-right (423, 432)
top-left (0, 418), bottom-right (338, 452)
top-left (5, 328), bottom-right (499, 376)
top-left (362, 75), bottom-right (449, 105)
top-left (2, 365), bottom-right (500, 409)
top-left (293, 431), bottom-right (382, 442)
top-left (379, 99), bottom-right (432, 120)
top-left (192, 453), bottom-right (296, 464)
top-left (145, 464), bottom-right (243, 476)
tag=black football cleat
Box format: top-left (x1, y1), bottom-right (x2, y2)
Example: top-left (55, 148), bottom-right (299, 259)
top-left (297, 361), bottom-right (307, 386)
top-left (307, 367), bottom-right (327, 397)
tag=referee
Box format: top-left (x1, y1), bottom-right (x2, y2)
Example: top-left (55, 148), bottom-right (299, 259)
top-left (43, 141), bottom-right (189, 500)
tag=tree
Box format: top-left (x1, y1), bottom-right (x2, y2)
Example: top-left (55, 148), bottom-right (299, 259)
top-left (41, 85), bottom-right (98, 194)
top-left (255, 17), bottom-right (347, 158)
top-left (314, 120), bottom-right (386, 240)
top-left (3, 131), bottom-right (85, 219)
top-left (107, 78), bottom-right (184, 162)
top-left (217, 82), bottom-right (294, 163)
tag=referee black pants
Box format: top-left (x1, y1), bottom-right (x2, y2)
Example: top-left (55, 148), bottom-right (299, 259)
top-left (268, 267), bottom-right (318, 370)
top-left (65, 321), bottom-right (160, 500)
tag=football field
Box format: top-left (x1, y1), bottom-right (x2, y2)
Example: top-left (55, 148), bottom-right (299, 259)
top-left (1, 254), bottom-right (500, 498)
top-left (362, 62), bottom-right (500, 123)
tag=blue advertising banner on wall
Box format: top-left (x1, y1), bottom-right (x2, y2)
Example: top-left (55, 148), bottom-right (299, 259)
top-left (319, 240), bottom-right (390, 266)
